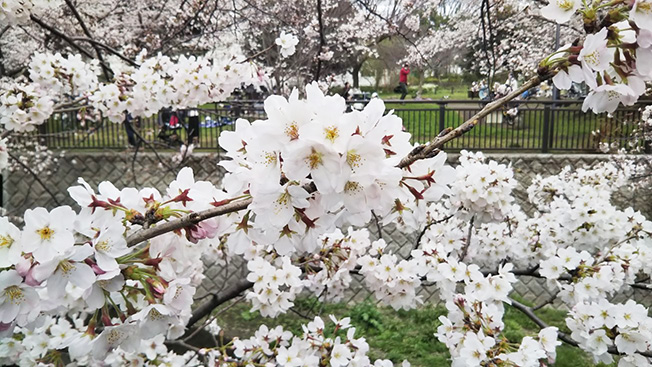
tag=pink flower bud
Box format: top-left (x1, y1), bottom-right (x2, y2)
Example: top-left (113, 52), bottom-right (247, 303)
top-left (187, 218), bottom-right (220, 243)
top-left (15, 257), bottom-right (32, 277)
top-left (24, 269), bottom-right (41, 287)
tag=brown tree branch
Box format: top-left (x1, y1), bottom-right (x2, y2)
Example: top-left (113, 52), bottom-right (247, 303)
top-left (64, 0), bottom-right (112, 80)
top-left (314, 0), bottom-right (327, 81)
top-left (187, 278), bottom-right (254, 327)
top-left (126, 197), bottom-right (252, 247)
top-left (72, 37), bottom-right (139, 67)
top-left (30, 15), bottom-right (95, 60)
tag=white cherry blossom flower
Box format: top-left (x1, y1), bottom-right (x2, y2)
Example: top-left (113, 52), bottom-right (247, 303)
top-left (0, 270), bottom-right (39, 324)
top-left (540, 0), bottom-right (581, 23)
top-left (32, 244), bottom-right (96, 300)
top-left (21, 206), bottom-right (76, 263)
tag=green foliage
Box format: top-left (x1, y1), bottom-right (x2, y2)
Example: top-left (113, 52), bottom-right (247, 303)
top-left (350, 300), bottom-right (384, 331)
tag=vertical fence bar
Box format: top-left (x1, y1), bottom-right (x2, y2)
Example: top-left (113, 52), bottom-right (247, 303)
top-left (549, 104), bottom-right (555, 151)
top-left (541, 105), bottom-right (551, 153)
top-left (438, 104), bottom-right (446, 135)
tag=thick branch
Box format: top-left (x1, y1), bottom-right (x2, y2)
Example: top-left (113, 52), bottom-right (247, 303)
top-left (314, 0), bottom-right (327, 81)
top-left (126, 198), bottom-right (253, 247)
top-left (187, 278), bottom-right (253, 327)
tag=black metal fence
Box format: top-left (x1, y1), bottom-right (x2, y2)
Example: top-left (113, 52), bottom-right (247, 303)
top-left (35, 100), bottom-right (648, 153)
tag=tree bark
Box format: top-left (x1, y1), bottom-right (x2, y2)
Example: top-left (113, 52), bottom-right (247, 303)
top-left (352, 62), bottom-right (362, 88)
top-left (417, 68), bottom-right (425, 98)
top-left (314, 0), bottom-right (326, 82)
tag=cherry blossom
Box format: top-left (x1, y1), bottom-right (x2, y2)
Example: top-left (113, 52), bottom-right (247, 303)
top-left (276, 32), bottom-right (299, 58)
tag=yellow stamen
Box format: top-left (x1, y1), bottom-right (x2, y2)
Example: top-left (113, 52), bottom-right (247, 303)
top-left (37, 226), bottom-right (54, 241)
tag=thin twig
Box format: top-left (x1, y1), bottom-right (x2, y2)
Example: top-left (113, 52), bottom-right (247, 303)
top-left (459, 216), bottom-right (475, 261)
top-left (371, 210), bottom-right (384, 240)
top-left (129, 123), bottom-right (178, 176)
top-left (64, 0), bottom-right (112, 79)
top-left (410, 214), bottom-right (455, 255)
top-left (126, 197), bottom-right (252, 247)
top-left (72, 37), bottom-right (139, 67)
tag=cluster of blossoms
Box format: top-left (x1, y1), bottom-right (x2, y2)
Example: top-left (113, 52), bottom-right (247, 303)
top-left (0, 165), bottom-right (239, 364)
top-left (303, 228), bottom-right (374, 301)
top-left (450, 151), bottom-right (516, 223)
top-left (221, 316), bottom-right (409, 366)
top-left (0, 51), bottom-right (265, 130)
top-left (541, 0), bottom-right (652, 113)
top-left (437, 295), bottom-right (560, 367)
top-left (0, 314), bottom-right (197, 366)
top-left (3, 133), bottom-right (62, 175)
top-left (29, 52), bottom-right (100, 97)
top-left (219, 83), bottom-right (452, 256)
top-left (567, 300), bottom-right (652, 365)
top-left (0, 83), bottom-right (54, 132)
top-left (526, 161), bottom-right (632, 211)
top-left (539, 242), bottom-right (652, 305)
top-left (595, 104), bottom-right (652, 153)
top-left (358, 241), bottom-right (422, 310)
top-left (0, 0), bottom-right (62, 25)
top-left (245, 256), bottom-right (303, 317)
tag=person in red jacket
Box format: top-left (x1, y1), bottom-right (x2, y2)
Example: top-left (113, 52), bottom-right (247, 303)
top-left (399, 63), bottom-right (410, 100)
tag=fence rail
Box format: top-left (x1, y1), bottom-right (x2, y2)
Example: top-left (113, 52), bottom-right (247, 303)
top-left (35, 99), bottom-right (648, 153)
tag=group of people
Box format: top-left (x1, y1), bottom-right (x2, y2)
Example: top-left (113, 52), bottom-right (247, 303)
top-left (123, 108), bottom-right (201, 149)
top-left (340, 63), bottom-right (411, 101)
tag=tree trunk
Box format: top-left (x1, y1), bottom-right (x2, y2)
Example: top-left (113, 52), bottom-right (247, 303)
top-left (352, 62), bottom-right (362, 88)
top-left (374, 69), bottom-right (380, 91)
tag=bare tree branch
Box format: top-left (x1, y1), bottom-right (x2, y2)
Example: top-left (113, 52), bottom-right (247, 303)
top-left (314, 0), bottom-right (327, 81)
top-left (187, 278), bottom-right (254, 327)
top-left (29, 15), bottom-right (111, 74)
top-left (126, 197), bottom-right (253, 247)
top-left (72, 37), bottom-right (139, 67)
top-left (64, 0), bottom-right (112, 79)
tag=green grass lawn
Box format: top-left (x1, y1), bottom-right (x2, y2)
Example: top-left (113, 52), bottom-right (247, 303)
top-left (210, 297), bottom-right (614, 367)
top-left (378, 85), bottom-right (471, 101)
